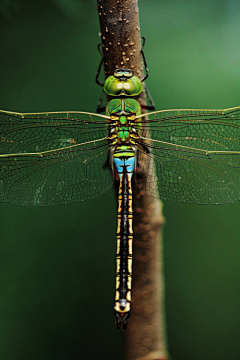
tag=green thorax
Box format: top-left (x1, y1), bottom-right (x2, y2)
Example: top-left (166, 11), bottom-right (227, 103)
top-left (106, 98), bottom-right (141, 142)
top-left (106, 98), bottom-right (141, 116)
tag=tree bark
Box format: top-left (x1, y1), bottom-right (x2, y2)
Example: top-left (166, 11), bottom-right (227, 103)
top-left (97, 1), bottom-right (169, 359)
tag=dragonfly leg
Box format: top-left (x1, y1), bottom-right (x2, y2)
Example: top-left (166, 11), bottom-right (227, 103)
top-left (96, 89), bottom-right (106, 113)
top-left (141, 83), bottom-right (155, 111)
top-left (96, 43), bottom-right (104, 87)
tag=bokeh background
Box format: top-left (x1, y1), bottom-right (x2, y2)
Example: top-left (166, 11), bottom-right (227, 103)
top-left (0, 0), bottom-right (240, 359)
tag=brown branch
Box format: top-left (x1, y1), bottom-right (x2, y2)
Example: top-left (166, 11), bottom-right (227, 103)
top-left (96, 1), bottom-right (169, 359)
top-left (97, 0), bottom-right (142, 78)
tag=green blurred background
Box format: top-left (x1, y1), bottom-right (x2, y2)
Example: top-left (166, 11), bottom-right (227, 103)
top-left (0, 0), bottom-right (240, 359)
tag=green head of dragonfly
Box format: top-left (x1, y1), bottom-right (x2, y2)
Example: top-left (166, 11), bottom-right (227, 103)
top-left (103, 68), bottom-right (143, 97)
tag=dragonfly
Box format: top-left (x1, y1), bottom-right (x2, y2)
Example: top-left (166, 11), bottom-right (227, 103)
top-left (0, 47), bottom-right (240, 330)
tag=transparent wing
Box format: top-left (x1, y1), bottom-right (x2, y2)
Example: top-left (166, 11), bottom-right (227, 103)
top-left (0, 110), bottom-right (110, 153)
top-left (0, 110), bottom-right (113, 206)
top-left (135, 106), bottom-right (240, 204)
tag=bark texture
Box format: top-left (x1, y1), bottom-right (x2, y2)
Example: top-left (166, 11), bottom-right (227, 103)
top-left (97, 1), bottom-right (169, 359)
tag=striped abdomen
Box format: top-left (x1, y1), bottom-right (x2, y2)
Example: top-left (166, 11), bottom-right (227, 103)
top-left (113, 146), bottom-right (135, 329)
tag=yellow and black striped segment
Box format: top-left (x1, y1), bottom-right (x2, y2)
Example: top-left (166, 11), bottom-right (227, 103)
top-left (113, 145), bottom-right (135, 329)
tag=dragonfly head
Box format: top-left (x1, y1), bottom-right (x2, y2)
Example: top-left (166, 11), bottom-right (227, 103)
top-left (103, 68), bottom-right (143, 97)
